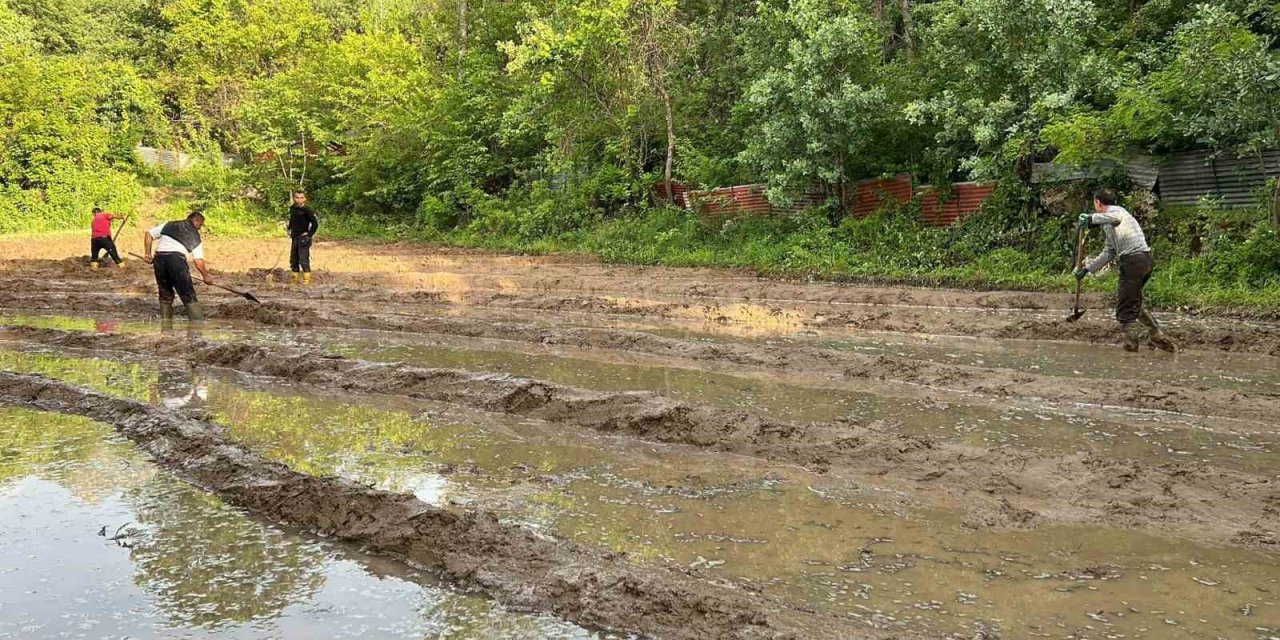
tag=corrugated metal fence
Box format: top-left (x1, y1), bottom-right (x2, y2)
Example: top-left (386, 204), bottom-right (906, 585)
top-left (135, 145), bottom-right (237, 171)
top-left (1034, 149), bottom-right (1280, 208)
top-left (1156, 150), bottom-right (1280, 208)
top-left (680, 176), bottom-right (997, 227)
top-left (684, 184), bottom-right (825, 221)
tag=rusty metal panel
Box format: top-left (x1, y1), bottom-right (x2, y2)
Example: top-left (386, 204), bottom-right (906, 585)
top-left (916, 182), bottom-right (994, 227)
top-left (850, 175), bottom-right (913, 217)
top-left (687, 184), bottom-right (825, 221)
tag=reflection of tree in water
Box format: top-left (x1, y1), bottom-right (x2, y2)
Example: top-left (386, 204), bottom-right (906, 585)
top-left (418, 593), bottom-right (588, 639)
top-left (0, 408), bottom-right (152, 503)
top-left (0, 349), bottom-right (155, 400)
top-left (125, 477), bottom-right (326, 629)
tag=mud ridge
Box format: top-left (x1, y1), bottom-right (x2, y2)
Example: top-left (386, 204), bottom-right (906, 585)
top-left (0, 370), bottom-right (887, 640)
top-left (216, 303), bottom-right (1280, 422)
top-left (6, 325), bottom-right (1278, 547)
top-left (2, 292), bottom-right (1278, 420)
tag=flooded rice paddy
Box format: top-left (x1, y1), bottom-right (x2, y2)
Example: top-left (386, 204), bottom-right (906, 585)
top-left (1, 341), bottom-right (1278, 638)
top-left (1, 247), bottom-right (1279, 639)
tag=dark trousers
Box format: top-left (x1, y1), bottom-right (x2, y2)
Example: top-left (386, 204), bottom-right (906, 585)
top-left (290, 236), bottom-right (311, 273)
top-left (91, 237), bottom-right (122, 264)
top-left (1116, 252), bottom-right (1153, 324)
top-left (153, 253), bottom-right (197, 305)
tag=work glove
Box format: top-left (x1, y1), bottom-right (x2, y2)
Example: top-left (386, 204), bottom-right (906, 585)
top-left (1077, 213), bottom-right (1092, 229)
top-left (1074, 267), bottom-right (1089, 280)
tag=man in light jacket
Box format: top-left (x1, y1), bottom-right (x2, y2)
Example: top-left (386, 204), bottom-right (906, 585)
top-left (1075, 189), bottom-right (1177, 353)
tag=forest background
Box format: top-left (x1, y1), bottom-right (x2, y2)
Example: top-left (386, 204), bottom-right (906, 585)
top-left (1, 0), bottom-right (1277, 312)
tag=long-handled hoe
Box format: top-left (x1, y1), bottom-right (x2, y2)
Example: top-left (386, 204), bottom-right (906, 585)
top-left (128, 252), bottom-right (262, 304)
top-left (1067, 227), bottom-right (1087, 322)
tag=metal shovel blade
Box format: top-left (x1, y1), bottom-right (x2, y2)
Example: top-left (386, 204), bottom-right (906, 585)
top-left (1066, 308), bottom-right (1085, 322)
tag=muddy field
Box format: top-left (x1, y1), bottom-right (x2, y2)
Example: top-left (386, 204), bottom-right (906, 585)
top-left (2, 239), bottom-right (1279, 639)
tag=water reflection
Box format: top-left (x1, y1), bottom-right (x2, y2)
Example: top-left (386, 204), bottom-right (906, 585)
top-left (0, 407), bottom-right (601, 639)
top-left (191, 377), bottom-right (1280, 639)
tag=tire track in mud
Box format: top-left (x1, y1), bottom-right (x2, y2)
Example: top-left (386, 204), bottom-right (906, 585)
top-left (6, 326), bottom-right (1279, 548)
top-left (0, 371), bottom-right (869, 640)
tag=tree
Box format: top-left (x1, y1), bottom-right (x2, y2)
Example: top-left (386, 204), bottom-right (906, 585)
top-left (737, 0), bottom-right (895, 201)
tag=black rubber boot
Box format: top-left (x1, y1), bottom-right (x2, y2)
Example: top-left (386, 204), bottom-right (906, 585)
top-left (185, 302), bottom-right (206, 321)
top-left (1139, 309), bottom-right (1178, 353)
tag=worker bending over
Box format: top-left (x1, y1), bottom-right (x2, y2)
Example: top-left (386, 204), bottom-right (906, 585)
top-left (143, 211), bottom-right (214, 322)
top-left (1075, 189), bottom-right (1177, 353)
top-left (90, 207), bottom-right (124, 268)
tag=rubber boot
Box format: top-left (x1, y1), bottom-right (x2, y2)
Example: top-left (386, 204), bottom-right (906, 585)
top-left (185, 302), bottom-right (206, 322)
top-left (1139, 309), bottom-right (1178, 353)
top-left (290, 272), bottom-right (300, 285)
top-left (302, 272), bottom-right (312, 285)
top-left (1120, 322), bottom-right (1141, 352)
top-left (160, 302), bottom-right (175, 332)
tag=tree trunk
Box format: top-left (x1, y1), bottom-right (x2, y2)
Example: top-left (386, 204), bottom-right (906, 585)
top-left (898, 0), bottom-right (915, 51)
top-left (458, 0), bottom-right (468, 77)
top-left (642, 13), bottom-right (676, 203)
top-left (659, 80), bottom-right (676, 202)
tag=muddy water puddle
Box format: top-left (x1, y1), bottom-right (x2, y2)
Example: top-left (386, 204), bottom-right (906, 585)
top-left (287, 333), bottom-right (1280, 476)
top-left (0, 406), bottom-right (604, 639)
top-left (2, 311), bottom-right (1277, 475)
top-left (4, 346), bottom-right (1280, 638)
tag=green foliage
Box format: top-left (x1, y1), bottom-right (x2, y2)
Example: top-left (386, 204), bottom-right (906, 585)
top-left (737, 0), bottom-right (894, 193)
top-left (2, 0), bottom-right (1279, 312)
top-left (0, 36), bottom-right (160, 232)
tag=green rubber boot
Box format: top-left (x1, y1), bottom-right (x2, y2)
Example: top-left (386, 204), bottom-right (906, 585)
top-left (1139, 309), bottom-right (1178, 353)
top-left (186, 302), bottom-right (206, 321)
top-left (1121, 322), bottom-right (1141, 352)
top-left (160, 302), bottom-right (175, 331)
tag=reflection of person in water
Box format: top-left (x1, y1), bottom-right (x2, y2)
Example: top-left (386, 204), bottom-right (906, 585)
top-left (149, 360), bottom-right (208, 412)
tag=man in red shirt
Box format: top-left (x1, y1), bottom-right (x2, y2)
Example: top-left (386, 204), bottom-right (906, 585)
top-left (90, 207), bottom-right (124, 268)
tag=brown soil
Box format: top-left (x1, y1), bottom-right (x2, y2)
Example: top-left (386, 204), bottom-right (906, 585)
top-left (2, 256), bottom-right (1279, 355)
top-left (2, 288), bottom-right (1278, 423)
top-left (0, 370), bottom-right (902, 640)
top-left (3, 239), bottom-right (1280, 635)
top-left (7, 325), bottom-right (1278, 549)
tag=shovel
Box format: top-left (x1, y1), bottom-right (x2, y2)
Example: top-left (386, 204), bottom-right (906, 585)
top-left (1067, 226), bottom-right (1087, 322)
top-left (128, 252), bottom-right (262, 304)
top-left (112, 212), bottom-right (131, 244)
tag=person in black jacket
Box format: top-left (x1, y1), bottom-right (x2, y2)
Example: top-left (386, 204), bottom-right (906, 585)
top-left (287, 191), bottom-right (319, 285)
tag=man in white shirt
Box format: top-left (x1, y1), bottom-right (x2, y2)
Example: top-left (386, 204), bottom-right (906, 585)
top-left (1074, 189), bottom-right (1177, 353)
top-left (142, 211), bottom-right (215, 322)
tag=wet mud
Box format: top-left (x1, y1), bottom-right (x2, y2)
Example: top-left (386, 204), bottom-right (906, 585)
top-left (5, 347), bottom-right (1280, 639)
top-left (3, 256), bottom-right (1280, 355)
top-left (6, 325), bottom-right (1279, 549)
top-left (0, 371), bottom-right (896, 640)
top-left (3, 292), bottom-right (1280, 423)
top-left (3, 245), bottom-right (1280, 638)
